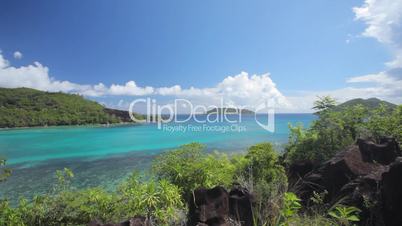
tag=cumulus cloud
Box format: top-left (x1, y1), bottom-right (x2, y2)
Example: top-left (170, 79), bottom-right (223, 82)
top-left (353, 0), bottom-right (402, 69)
top-left (109, 81), bottom-right (154, 96)
top-left (154, 72), bottom-right (290, 109)
top-left (0, 52), bottom-right (156, 97)
top-left (13, 51), bottom-right (22, 59)
top-left (329, 0), bottom-right (402, 106)
top-left (353, 0), bottom-right (402, 46)
top-left (0, 54), bottom-right (82, 93)
top-left (0, 53), bottom-right (9, 69)
top-left (0, 52), bottom-right (290, 110)
top-left (156, 85), bottom-right (182, 96)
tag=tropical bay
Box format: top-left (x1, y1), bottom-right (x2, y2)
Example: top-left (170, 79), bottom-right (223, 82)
top-left (0, 113), bottom-right (314, 202)
top-left (1, 1), bottom-right (402, 225)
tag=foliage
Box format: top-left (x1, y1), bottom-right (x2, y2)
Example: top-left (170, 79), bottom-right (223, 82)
top-left (309, 190), bottom-right (329, 213)
top-left (238, 143), bottom-right (288, 225)
top-left (285, 96), bottom-right (402, 164)
top-left (0, 157), bottom-right (11, 183)
top-left (328, 205), bottom-right (361, 226)
top-left (282, 192), bottom-right (302, 218)
top-left (0, 137), bottom-right (389, 225)
top-left (313, 96), bottom-right (337, 114)
top-left (53, 168), bottom-right (74, 193)
top-left (277, 192), bottom-right (302, 226)
top-left (152, 143), bottom-right (240, 199)
top-left (242, 143), bottom-right (286, 184)
top-left (0, 170), bottom-right (184, 226)
top-left (287, 214), bottom-right (334, 226)
top-left (365, 104), bottom-right (402, 142)
top-left (0, 87), bottom-right (129, 127)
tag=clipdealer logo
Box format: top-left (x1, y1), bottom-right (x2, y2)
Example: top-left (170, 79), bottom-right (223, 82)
top-left (128, 98), bottom-right (275, 133)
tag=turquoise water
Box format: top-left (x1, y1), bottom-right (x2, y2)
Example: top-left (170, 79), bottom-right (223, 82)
top-left (0, 114), bottom-right (314, 202)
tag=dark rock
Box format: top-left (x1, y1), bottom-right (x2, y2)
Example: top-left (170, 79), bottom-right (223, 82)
top-left (104, 108), bottom-right (132, 122)
top-left (229, 185), bottom-right (254, 226)
top-left (287, 160), bottom-right (316, 183)
top-left (188, 186), bottom-right (230, 226)
top-left (297, 138), bottom-right (401, 226)
top-left (339, 169), bottom-right (387, 226)
top-left (381, 158), bottom-right (402, 226)
top-left (358, 138), bottom-right (400, 165)
top-left (301, 144), bottom-right (384, 202)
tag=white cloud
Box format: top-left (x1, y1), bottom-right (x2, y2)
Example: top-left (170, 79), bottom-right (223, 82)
top-left (354, 0), bottom-right (402, 67)
top-left (284, 0), bottom-right (402, 110)
top-left (154, 71), bottom-right (290, 109)
top-left (0, 51), bottom-right (292, 112)
top-left (156, 85), bottom-right (182, 95)
top-left (0, 52), bottom-right (156, 97)
top-left (346, 72), bottom-right (394, 84)
top-left (109, 81), bottom-right (154, 96)
top-left (13, 51), bottom-right (23, 59)
top-left (353, 0), bottom-right (402, 45)
top-left (0, 59), bottom-right (78, 92)
top-left (317, 0), bottom-right (402, 108)
top-left (0, 53), bottom-right (9, 69)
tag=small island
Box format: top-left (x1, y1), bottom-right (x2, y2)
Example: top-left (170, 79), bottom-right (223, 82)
top-left (205, 107), bottom-right (254, 115)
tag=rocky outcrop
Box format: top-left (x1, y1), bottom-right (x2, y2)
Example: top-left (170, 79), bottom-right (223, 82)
top-left (294, 138), bottom-right (401, 226)
top-left (381, 158), bottom-right (402, 226)
top-left (104, 108), bottom-right (132, 122)
top-left (188, 186), bottom-right (230, 226)
top-left (229, 185), bottom-right (254, 226)
top-left (188, 186), bottom-right (254, 226)
top-left (287, 160), bottom-right (316, 184)
top-left (302, 144), bottom-right (387, 202)
top-left (358, 138), bottom-right (400, 165)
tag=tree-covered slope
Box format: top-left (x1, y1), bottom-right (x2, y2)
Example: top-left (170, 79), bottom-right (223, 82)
top-left (337, 98), bottom-right (396, 111)
top-left (0, 88), bottom-right (134, 128)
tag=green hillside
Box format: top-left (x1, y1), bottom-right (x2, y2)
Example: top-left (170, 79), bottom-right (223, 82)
top-left (0, 88), bottom-right (136, 128)
top-left (337, 98), bottom-right (397, 111)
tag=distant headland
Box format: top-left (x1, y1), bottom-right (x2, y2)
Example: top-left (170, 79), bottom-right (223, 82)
top-left (205, 107), bottom-right (254, 115)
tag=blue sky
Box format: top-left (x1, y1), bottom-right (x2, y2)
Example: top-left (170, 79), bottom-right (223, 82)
top-left (0, 0), bottom-right (401, 112)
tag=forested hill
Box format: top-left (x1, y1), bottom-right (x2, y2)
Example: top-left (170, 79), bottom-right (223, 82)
top-left (0, 88), bottom-right (137, 128)
top-left (337, 98), bottom-right (396, 111)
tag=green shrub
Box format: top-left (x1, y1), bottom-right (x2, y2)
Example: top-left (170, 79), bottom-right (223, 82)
top-left (328, 205), bottom-right (361, 226)
top-left (0, 171), bottom-right (184, 226)
top-left (242, 143), bottom-right (286, 184)
top-left (277, 192), bottom-right (302, 226)
top-left (0, 157), bottom-right (11, 183)
top-left (235, 143), bottom-right (288, 225)
top-left (152, 143), bottom-right (240, 198)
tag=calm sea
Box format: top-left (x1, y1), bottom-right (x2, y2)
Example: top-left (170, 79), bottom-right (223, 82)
top-left (0, 113), bottom-right (314, 202)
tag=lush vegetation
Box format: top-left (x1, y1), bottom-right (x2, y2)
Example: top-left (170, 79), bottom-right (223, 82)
top-left (0, 88), bottom-right (140, 128)
top-left (0, 168), bottom-right (184, 226)
top-left (0, 96), bottom-right (400, 225)
top-left (0, 141), bottom-right (350, 226)
top-left (284, 96), bottom-right (402, 164)
top-left (152, 143), bottom-right (243, 199)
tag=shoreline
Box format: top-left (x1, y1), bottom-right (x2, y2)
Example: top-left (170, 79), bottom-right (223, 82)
top-left (0, 121), bottom-right (146, 131)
